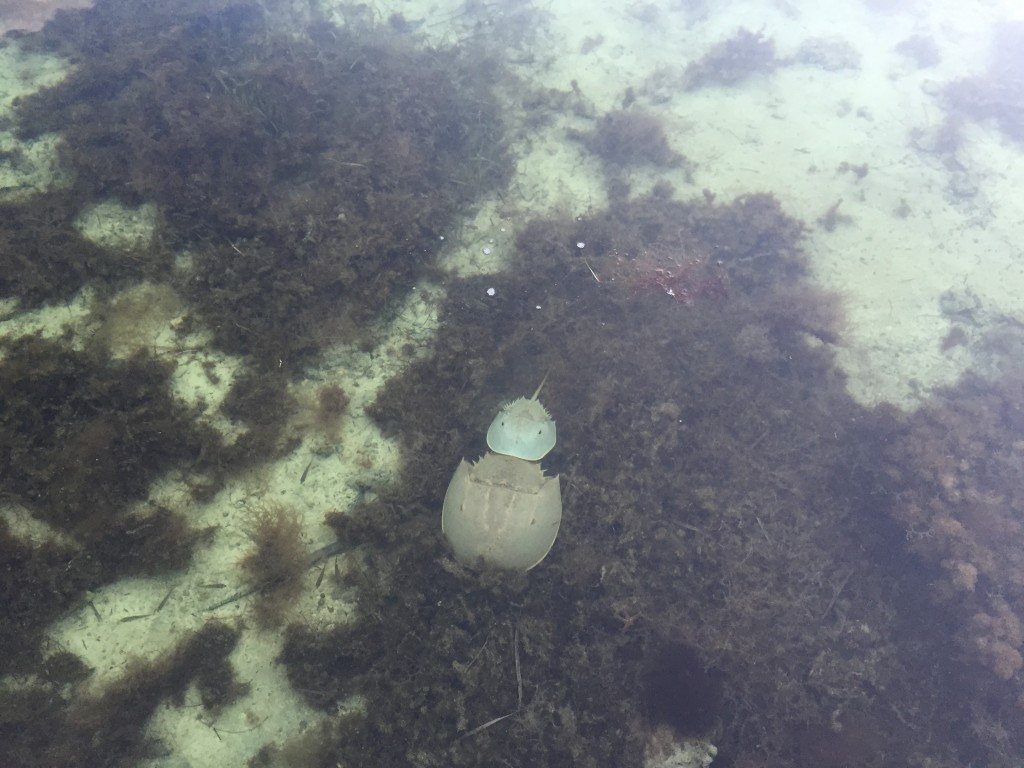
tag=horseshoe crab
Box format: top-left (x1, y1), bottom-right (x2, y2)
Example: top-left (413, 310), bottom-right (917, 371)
top-left (486, 374), bottom-right (556, 461)
top-left (442, 375), bottom-right (562, 571)
top-left (442, 452), bottom-right (561, 571)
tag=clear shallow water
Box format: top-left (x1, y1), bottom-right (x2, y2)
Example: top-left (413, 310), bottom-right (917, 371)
top-left (1, 1), bottom-right (1023, 766)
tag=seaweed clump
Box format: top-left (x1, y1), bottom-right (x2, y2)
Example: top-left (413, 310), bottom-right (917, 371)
top-left (569, 109), bottom-right (686, 169)
top-left (240, 504), bottom-right (309, 629)
top-left (683, 28), bottom-right (777, 90)
top-left (0, 193), bottom-right (141, 308)
top-left (219, 367), bottom-right (299, 465)
top-left (0, 336), bottom-right (217, 536)
top-left (15, 0), bottom-right (513, 366)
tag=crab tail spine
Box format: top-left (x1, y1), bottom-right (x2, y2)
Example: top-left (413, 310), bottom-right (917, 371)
top-left (531, 370), bottom-right (550, 401)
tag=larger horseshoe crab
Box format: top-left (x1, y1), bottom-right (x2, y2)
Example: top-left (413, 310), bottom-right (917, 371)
top-left (442, 376), bottom-right (562, 571)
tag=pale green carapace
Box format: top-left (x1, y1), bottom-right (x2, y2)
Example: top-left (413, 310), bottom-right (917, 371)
top-left (485, 374), bottom-right (556, 461)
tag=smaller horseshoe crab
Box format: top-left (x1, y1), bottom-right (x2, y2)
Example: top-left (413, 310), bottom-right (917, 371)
top-left (486, 373), bottom-right (556, 461)
top-left (442, 375), bottom-right (562, 571)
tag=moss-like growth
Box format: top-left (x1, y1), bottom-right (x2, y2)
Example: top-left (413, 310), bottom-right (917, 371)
top-left (0, 518), bottom-right (82, 676)
top-left (16, 0), bottom-right (513, 365)
top-left (220, 368), bottom-right (298, 464)
top-left (279, 620), bottom-right (383, 710)
top-left (0, 336), bottom-right (218, 535)
top-left (882, 373), bottom-right (1024, 747)
top-left (265, 183), bottom-right (1012, 767)
top-left (272, 187), bottom-right (917, 767)
top-left (0, 193), bottom-right (143, 307)
top-left (0, 2), bottom-right (515, 756)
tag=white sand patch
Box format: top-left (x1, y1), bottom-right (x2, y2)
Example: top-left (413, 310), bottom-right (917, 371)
top-left (437, 197), bottom-right (519, 276)
top-left (75, 200), bottom-right (159, 252)
top-left (0, 285), bottom-right (92, 347)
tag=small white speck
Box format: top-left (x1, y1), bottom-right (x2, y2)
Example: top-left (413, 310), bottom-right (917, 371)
top-left (535, 305), bottom-right (542, 310)
top-left (483, 247), bottom-right (492, 255)
top-left (486, 287), bottom-right (496, 296)
top-left (439, 235), bottom-right (444, 240)
top-left (576, 241), bottom-right (585, 249)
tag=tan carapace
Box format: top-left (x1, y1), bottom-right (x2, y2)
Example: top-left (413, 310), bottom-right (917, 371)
top-left (441, 452), bottom-right (561, 571)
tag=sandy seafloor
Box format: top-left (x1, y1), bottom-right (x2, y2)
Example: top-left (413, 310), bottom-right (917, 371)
top-left (1, 0), bottom-right (1023, 765)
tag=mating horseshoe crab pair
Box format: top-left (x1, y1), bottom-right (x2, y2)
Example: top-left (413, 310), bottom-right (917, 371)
top-left (441, 375), bottom-right (562, 571)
